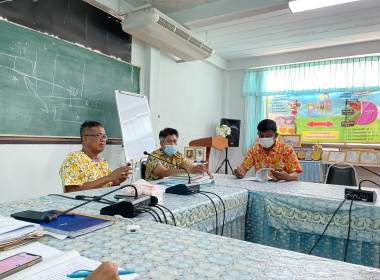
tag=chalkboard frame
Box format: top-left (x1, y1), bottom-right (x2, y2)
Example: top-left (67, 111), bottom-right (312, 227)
top-left (0, 135), bottom-right (122, 145)
top-left (0, 20), bottom-right (140, 143)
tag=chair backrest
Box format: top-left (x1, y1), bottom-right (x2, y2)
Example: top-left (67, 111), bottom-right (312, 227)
top-left (140, 160), bottom-right (147, 180)
top-left (324, 162), bottom-right (358, 187)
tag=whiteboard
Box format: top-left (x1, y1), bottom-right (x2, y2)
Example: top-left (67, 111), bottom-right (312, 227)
top-left (115, 91), bottom-right (156, 161)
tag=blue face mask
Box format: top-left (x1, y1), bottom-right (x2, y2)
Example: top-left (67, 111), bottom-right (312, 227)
top-left (164, 145), bottom-right (178, 156)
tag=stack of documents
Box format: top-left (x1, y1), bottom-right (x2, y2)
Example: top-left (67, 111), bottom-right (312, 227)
top-left (0, 242), bottom-right (139, 279)
top-left (168, 173), bottom-right (204, 181)
top-left (0, 217), bottom-right (43, 251)
top-left (156, 173), bottom-right (214, 186)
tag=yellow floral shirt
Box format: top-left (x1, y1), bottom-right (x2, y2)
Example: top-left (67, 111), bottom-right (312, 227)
top-left (145, 148), bottom-right (189, 181)
top-left (59, 151), bottom-right (112, 191)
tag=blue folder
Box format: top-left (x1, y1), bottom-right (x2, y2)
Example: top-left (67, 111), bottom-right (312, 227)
top-left (39, 210), bottom-right (114, 238)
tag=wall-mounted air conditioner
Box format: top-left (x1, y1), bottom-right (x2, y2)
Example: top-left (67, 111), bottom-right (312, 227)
top-left (121, 8), bottom-right (214, 62)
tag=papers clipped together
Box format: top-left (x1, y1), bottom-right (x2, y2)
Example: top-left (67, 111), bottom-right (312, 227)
top-left (0, 216), bottom-right (43, 251)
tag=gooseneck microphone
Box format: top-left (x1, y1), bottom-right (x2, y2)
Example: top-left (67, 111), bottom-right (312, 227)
top-left (143, 151), bottom-right (200, 195)
top-left (11, 185), bottom-right (138, 223)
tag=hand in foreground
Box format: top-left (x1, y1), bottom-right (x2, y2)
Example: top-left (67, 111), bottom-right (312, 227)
top-left (192, 164), bottom-right (208, 174)
top-left (85, 262), bottom-right (120, 280)
top-left (271, 168), bottom-right (289, 181)
top-left (234, 166), bottom-right (247, 179)
top-left (109, 166), bottom-right (133, 185)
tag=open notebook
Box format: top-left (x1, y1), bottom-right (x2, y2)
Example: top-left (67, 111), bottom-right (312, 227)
top-left (0, 242), bottom-right (139, 280)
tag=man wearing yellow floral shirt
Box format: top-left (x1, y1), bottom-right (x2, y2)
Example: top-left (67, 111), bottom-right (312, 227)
top-left (145, 128), bottom-right (212, 181)
top-left (59, 121), bottom-right (133, 193)
top-left (234, 119), bottom-right (302, 181)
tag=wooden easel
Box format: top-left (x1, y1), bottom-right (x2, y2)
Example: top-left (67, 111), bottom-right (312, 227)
top-left (189, 136), bottom-right (228, 170)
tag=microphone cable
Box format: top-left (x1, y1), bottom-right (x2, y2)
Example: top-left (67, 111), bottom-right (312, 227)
top-left (75, 195), bottom-right (115, 204)
top-left (198, 192), bottom-right (218, 235)
top-left (308, 197), bottom-right (347, 255)
top-left (150, 205), bottom-right (168, 224)
top-left (137, 209), bottom-right (158, 222)
top-left (155, 204), bottom-right (177, 226)
top-left (50, 185), bottom-right (138, 218)
top-left (200, 191), bottom-right (226, 236)
top-left (344, 198), bottom-right (355, 262)
top-left (138, 206), bottom-right (163, 223)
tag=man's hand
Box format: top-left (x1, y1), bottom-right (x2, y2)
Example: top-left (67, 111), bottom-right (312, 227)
top-left (234, 166), bottom-right (247, 179)
top-left (85, 262), bottom-right (120, 280)
top-left (191, 164), bottom-right (207, 174)
top-left (271, 169), bottom-right (299, 181)
top-left (108, 166), bottom-right (133, 185)
top-left (271, 168), bottom-right (289, 181)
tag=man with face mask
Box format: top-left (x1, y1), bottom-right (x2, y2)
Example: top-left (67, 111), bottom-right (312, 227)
top-left (145, 127), bottom-right (212, 181)
top-left (234, 119), bottom-right (302, 181)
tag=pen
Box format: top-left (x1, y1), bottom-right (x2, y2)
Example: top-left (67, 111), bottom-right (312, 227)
top-left (67, 269), bottom-right (135, 278)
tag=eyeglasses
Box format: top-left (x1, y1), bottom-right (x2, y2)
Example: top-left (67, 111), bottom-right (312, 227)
top-left (84, 134), bottom-right (108, 140)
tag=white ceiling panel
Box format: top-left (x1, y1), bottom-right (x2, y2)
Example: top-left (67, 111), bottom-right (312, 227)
top-left (112, 0), bottom-right (380, 61)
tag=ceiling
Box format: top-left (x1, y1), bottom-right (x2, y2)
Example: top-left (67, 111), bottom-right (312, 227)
top-left (94, 0), bottom-right (380, 62)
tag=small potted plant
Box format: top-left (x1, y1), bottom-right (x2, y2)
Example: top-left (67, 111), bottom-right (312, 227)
top-left (312, 144), bottom-right (323, 161)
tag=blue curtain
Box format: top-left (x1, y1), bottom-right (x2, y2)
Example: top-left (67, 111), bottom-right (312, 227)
top-left (242, 56), bottom-right (380, 153)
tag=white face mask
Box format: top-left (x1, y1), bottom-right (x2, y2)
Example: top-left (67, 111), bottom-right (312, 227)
top-left (259, 137), bottom-right (275, 148)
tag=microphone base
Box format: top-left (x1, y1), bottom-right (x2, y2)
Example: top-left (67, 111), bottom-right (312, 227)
top-left (11, 210), bottom-right (57, 223)
top-left (165, 183), bottom-right (200, 195)
top-left (345, 188), bottom-right (377, 202)
top-left (100, 195), bottom-right (152, 218)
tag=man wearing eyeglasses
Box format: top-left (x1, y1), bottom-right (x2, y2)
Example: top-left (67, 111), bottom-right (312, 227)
top-left (59, 121), bottom-right (133, 193)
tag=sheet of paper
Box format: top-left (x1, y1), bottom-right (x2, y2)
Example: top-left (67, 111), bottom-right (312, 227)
top-left (0, 242), bottom-right (139, 280)
top-left (0, 242), bottom-right (79, 280)
top-left (242, 177), bottom-right (258, 181)
top-left (256, 168), bottom-right (274, 181)
top-left (0, 216), bottom-right (42, 242)
top-left (23, 256), bottom-right (138, 280)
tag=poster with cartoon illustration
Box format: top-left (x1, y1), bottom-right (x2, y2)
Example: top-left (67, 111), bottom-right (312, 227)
top-left (267, 91), bottom-right (380, 143)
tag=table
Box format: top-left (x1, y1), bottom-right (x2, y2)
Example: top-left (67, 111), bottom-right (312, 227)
top-left (12, 184), bottom-right (248, 240)
top-left (2, 200), bottom-right (380, 279)
top-left (299, 161), bottom-right (324, 183)
top-left (214, 174), bottom-right (380, 268)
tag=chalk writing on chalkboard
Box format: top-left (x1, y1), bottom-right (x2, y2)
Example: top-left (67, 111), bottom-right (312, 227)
top-left (0, 20), bottom-right (140, 138)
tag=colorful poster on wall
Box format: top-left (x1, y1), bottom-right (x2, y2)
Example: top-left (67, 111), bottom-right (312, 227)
top-left (267, 91), bottom-right (380, 143)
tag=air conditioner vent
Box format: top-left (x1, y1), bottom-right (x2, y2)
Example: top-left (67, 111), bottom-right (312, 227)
top-left (121, 8), bottom-right (214, 61)
top-left (157, 16), bottom-right (175, 32)
top-left (189, 37), bottom-right (202, 48)
top-left (174, 28), bottom-right (190, 41)
top-left (200, 44), bottom-right (213, 55)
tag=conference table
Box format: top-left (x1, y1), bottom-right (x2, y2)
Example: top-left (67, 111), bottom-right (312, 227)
top-left (2, 194), bottom-right (380, 279)
top-left (7, 184), bottom-right (248, 240)
top-left (214, 174), bottom-right (380, 268)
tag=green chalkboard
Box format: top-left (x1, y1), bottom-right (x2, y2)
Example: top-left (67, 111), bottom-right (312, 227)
top-left (0, 20), bottom-right (140, 138)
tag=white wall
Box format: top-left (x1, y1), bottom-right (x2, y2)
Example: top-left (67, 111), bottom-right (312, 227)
top-left (0, 144), bottom-right (123, 203)
top-left (132, 38), bottom-right (226, 173)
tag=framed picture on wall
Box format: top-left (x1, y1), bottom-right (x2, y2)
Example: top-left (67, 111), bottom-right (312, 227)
top-left (345, 151), bottom-right (360, 164)
top-left (184, 147), bottom-right (194, 160)
top-left (279, 135), bottom-right (301, 147)
top-left (195, 147), bottom-right (206, 162)
top-left (359, 151), bottom-right (378, 165)
top-left (327, 151), bottom-right (347, 162)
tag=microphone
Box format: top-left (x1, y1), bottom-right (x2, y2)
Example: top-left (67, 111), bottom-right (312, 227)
top-left (143, 151), bottom-right (200, 195)
top-left (11, 185), bottom-right (138, 223)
